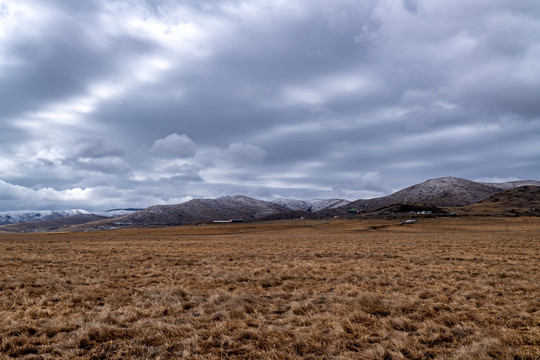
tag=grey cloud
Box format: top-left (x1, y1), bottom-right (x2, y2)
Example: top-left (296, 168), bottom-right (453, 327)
top-left (0, 0), bottom-right (539, 211)
top-left (150, 133), bottom-right (196, 158)
top-left (0, 1), bottom-right (157, 121)
top-left (402, 0), bottom-right (417, 14)
top-left (70, 157), bottom-right (131, 175)
top-left (153, 162), bottom-right (204, 184)
top-left (163, 173), bottom-right (204, 184)
top-left (220, 143), bottom-right (266, 165)
top-left (70, 139), bottom-right (124, 159)
top-left (0, 180), bottom-right (20, 201)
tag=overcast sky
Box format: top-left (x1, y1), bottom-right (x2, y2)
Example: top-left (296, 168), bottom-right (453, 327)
top-left (1, 0), bottom-right (539, 211)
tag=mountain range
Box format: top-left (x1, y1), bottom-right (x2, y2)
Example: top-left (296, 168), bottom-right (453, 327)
top-left (0, 209), bottom-right (140, 226)
top-left (1, 177), bottom-right (539, 232)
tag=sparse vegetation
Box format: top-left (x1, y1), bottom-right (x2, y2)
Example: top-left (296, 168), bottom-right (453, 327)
top-left (1, 218), bottom-right (539, 359)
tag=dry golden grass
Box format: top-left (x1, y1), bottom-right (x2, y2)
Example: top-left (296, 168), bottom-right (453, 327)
top-left (1, 218), bottom-right (539, 359)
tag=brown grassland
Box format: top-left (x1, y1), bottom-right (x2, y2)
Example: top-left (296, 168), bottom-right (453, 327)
top-left (1, 217), bottom-right (539, 359)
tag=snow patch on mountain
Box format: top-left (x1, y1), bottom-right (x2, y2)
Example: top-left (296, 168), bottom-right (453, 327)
top-left (272, 198), bottom-right (350, 211)
top-left (388, 177), bottom-right (502, 207)
top-left (0, 209), bottom-right (139, 225)
top-left (271, 199), bottom-right (312, 211)
top-left (201, 195), bottom-right (284, 218)
top-left (0, 209), bottom-right (90, 225)
top-left (95, 209), bottom-right (143, 217)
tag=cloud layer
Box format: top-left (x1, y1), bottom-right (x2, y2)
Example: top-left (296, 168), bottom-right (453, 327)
top-left (1, 0), bottom-right (539, 210)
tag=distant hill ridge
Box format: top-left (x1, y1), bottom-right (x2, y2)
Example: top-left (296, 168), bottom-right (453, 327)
top-left (454, 185), bottom-right (540, 216)
top-left (0, 209), bottom-right (91, 226)
top-left (120, 195), bottom-right (287, 226)
top-left (1, 177), bottom-right (539, 232)
top-left (271, 198), bottom-right (350, 212)
top-left (0, 208), bottom-right (139, 226)
top-left (331, 177), bottom-right (540, 214)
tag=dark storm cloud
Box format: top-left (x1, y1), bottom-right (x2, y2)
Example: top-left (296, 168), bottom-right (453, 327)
top-left (0, 0), bottom-right (539, 210)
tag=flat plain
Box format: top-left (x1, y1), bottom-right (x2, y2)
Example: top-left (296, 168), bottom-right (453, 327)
top-left (1, 217), bottom-right (539, 359)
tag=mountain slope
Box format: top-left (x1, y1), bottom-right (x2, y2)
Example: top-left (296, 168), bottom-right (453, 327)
top-left (0, 214), bottom-right (107, 232)
top-left (389, 177), bottom-right (504, 206)
top-left (106, 195), bottom-right (288, 227)
top-left (271, 198), bottom-right (350, 211)
top-left (330, 177), bottom-right (510, 214)
top-left (481, 180), bottom-right (540, 190)
top-left (0, 209), bottom-right (92, 225)
top-left (453, 186), bottom-right (540, 216)
top-left (0, 208), bottom-right (140, 225)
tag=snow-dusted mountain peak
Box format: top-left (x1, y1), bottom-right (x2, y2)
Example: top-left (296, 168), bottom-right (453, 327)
top-left (0, 208), bottom-right (139, 225)
top-left (271, 198), bottom-right (350, 212)
top-left (0, 209), bottom-right (92, 225)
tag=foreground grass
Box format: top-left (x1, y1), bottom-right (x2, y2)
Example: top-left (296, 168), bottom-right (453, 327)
top-left (0, 218), bottom-right (539, 359)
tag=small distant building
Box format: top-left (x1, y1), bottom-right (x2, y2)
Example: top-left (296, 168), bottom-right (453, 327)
top-left (347, 207), bottom-right (360, 219)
